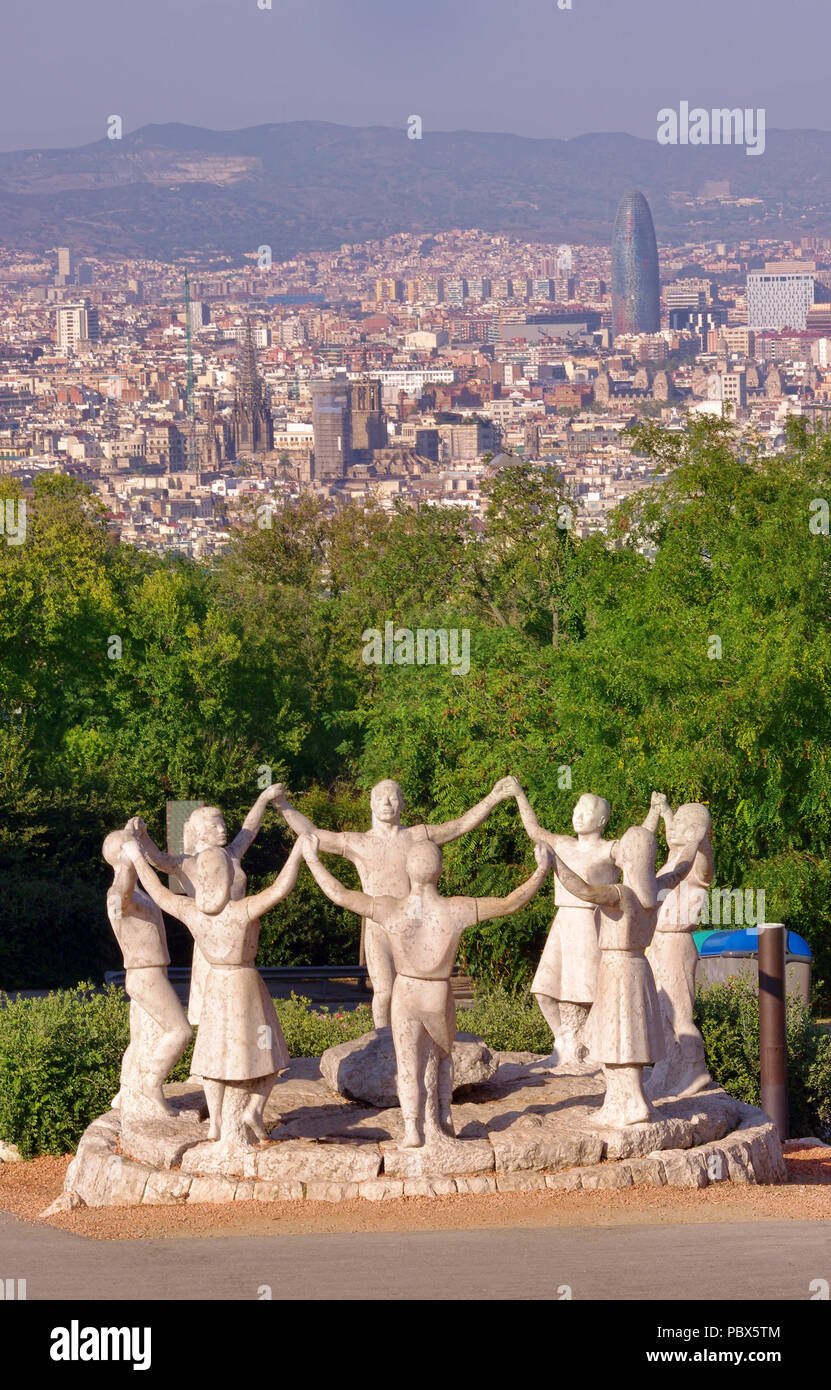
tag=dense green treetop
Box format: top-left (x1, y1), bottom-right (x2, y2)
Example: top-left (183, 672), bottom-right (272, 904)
top-left (1, 419), bottom-right (830, 995)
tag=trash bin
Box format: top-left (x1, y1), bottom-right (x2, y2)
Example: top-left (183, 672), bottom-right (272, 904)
top-left (695, 927), bottom-right (812, 1005)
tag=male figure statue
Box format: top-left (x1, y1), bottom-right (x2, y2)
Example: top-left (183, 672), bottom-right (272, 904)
top-left (643, 795), bottom-right (714, 1101)
top-left (509, 782), bottom-right (619, 1071)
top-left (273, 777), bottom-right (520, 1028)
top-left (303, 834), bottom-right (551, 1148)
top-left (104, 824), bottom-right (192, 1120)
top-left (133, 787), bottom-right (284, 1031)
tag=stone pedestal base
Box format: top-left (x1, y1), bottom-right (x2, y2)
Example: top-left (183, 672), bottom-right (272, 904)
top-left (46, 1053), bottom-right (787, 1213)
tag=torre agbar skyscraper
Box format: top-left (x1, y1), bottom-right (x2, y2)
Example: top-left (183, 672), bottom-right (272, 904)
top-left (611, 189), bottom-right (661, 339)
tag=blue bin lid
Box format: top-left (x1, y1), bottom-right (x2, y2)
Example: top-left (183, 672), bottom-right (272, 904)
top-left (698, 927), bottom-right (812, 958)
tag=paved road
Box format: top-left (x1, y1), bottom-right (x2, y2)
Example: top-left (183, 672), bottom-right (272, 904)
top-left (1, 1212), bottom-right (829, 1300)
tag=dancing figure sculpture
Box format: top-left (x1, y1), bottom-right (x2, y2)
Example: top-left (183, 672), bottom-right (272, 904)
top-left (302, 833), bottom-right (551, 1148)
top-left (273, 778), bottom-right (520, 1029)
top-left (643, 795), bottom-right (714, 1100)
top-left (122, 835), bottom-right (305, 1150)
top-left (104, 824), bottom-right (192, 1120)
top-left (510, 783), bottom-right (619, 1070)
top-left (551, 826), bottom-right (694, 1127)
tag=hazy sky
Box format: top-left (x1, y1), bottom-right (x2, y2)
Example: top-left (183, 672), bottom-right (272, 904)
top-left (1, 0), bottom-right (826, 151)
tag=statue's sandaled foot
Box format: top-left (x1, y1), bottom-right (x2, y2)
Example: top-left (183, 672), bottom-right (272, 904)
top-left (245, 1112), bottom-right (269, 1142)
top-left (121, 1086), bottom-right (176, 1120)
top-left (145, 1093), bottom-right (176, 1119)
top-left (546, 1040), bottom-right (599, 1074)
top-left (534, 1049), bottom-right (562, 1072)
top-left (400, 1119), bottom-right (424, 1149)
top-left (424, 1121), bottom-right (456, 1147)
top-left (609, 1105), bottom-right (652, 1126)
top-left (437, 1103), bottom-right (455, 1138)
top-left (562, 1057), bottom-right (601, 1075)
top-left (596, 1096), bottom-right (654, 1127)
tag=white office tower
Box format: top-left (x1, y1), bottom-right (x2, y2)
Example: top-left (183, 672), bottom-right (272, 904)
top-left (56, 246), bottom-right (74, 284)
top-left (747, 263), bottom-right (816, 330)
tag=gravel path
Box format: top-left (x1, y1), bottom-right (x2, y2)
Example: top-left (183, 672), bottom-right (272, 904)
top-left (0, 1143), bottom-right (829, 1242)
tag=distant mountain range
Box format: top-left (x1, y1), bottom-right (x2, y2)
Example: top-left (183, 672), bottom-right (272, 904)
top-left (1, 121), bottom-right (830, 264)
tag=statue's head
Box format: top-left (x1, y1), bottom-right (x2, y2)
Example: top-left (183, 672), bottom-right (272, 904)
top-left (370, 780), bottom-right (404, 826)
top-left (102, 828), bottom-right (132, 869)
top-left (613, 826), bottom-right (658, 908)
top-left (405, 841), bottom-right (443, 888)
top-left (193, 846), bottom-right (232, 915)
top-left (184, 806), bottom-right (228, 854)
top-left (668, 803), bottom-right (711, 850)
top-left (668, 803), bottom-right (713, 886)
top-left (572, 793), bottom-right (610, 836)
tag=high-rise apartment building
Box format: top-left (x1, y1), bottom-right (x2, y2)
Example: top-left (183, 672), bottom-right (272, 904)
top-left (665, 279), bottom-right (713, 311)
top-left (720, 371), bottom-right (747, 408)
top-left (611, 190), bottom-right (661, 340)
top-left (443, 277), bottom-right (467, 305)
top-left (55, 246), bottom-right (74, 285)
top-left (311, 379), bottom-right (352, 478)
top-left (279, 316), bottom-right (305, 347)
top-left (747, 263), bottom-right (816, 330)
top-left (55, 301), bottom-right (99, 353)
top-left (420, 278), bottom-right (444, 303)
top-left (187, 300), bottom-right (210, 334)
top-left (669, 307), bottom-right (727, 343)
top-left (466, 278), bottom-right (492, 301)
top-left (375, 278), bottom-right (404, 303)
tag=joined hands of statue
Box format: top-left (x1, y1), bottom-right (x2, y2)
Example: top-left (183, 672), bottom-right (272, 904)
top-left (300, 832), bottom-right (319, 859)
top-left (534, 842), bottom-right (552, 871)
top-left (492, 775), bottom-right (523, 801)
top-left (265, 782), bottom-right (289, 809)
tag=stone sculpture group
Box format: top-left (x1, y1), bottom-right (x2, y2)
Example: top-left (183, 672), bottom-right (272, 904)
top-left (105, 779), bottom-right (715, 1158)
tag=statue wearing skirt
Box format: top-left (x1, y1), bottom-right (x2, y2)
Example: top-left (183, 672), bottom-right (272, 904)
top-left (552, 826), bottom-right (694, 1127)
top-left (123, 835), bottom-right (305, 1149)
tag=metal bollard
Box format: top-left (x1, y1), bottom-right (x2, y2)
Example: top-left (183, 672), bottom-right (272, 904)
top-left (758, 922), bottom-right (788, 1141)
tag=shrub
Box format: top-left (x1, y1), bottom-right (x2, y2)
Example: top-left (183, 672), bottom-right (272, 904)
top-left (694, 976), bottom-right (831, 1139)
top-left (458, 988), bottom-right (551, 1054)
top-left (254, 866), bottom-right (362, 970)
top-left (0, 985), bottom-right (131, 1158)
top-left (0, 987), bottom-right (369, 1157)
top-left (274, 993), bottom-right (372, 1055)
top-left (0, 872), bottom-right (119, 990)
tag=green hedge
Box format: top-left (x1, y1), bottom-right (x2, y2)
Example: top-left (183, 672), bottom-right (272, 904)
top-left (694, 975), bottom-right (831, 1140)
top-left (0, 873), bottom-right (120, 991)
top-left (0, 987), bottom-right (375, 1158)
top-left (2, 981), bottom-right (830, 1159)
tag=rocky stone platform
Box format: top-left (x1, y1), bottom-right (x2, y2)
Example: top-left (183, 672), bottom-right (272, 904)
top-left (48, 1051), bottom-right (787, 1211)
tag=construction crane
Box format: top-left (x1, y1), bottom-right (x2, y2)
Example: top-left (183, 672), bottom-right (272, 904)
top-left (183, 272), bottom-right (198, 475)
